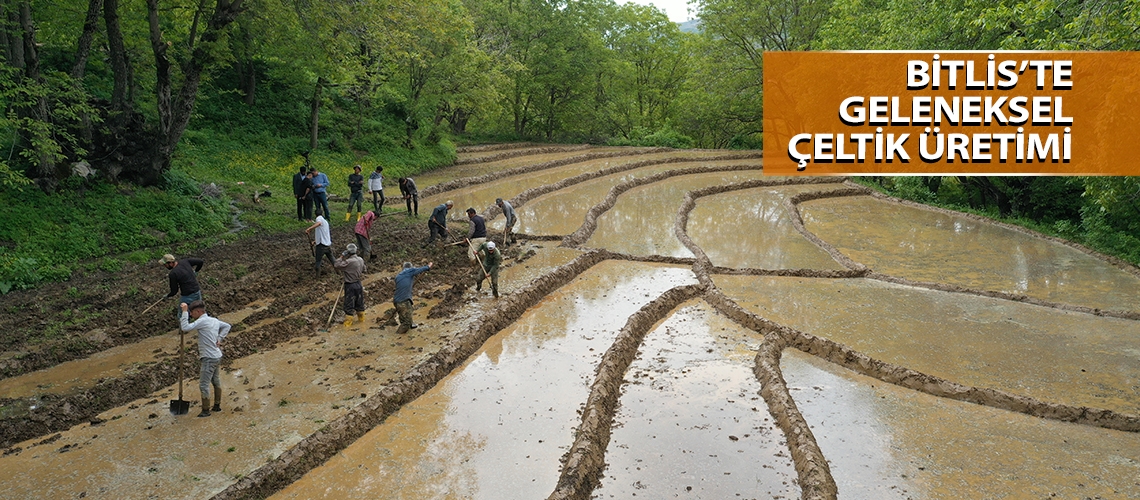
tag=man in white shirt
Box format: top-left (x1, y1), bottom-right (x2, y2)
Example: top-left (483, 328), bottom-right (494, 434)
top-left (305, 215), bottom-right (335, 277)
top-left (180, 300), bottom-right (232, 417)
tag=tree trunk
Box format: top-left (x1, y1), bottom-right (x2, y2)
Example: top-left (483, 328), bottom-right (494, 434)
top-left (310, 78), bottom-right (323, 151)
top-left (18, 1), bottom-right (57, 182)
top-left (71, 0), bottom-right (103, 80)
top-left (141, 0), bottom-right (245, 186)
top-left (104, 0), bottom-right (131, 113)
top-left (3, 3), bottom-right (23, 71)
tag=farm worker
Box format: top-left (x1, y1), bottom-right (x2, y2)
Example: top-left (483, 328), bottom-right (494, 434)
top-left (346, 165), bottom-right (365, 221)
top-left (473, 240), bottom-right (502, 298)
top-left (310, 167), bottom-right (331, 219)
top-left (354, 210), bottom-right (379, 262)
top-left (180, 300), bottom-right (231, 418)
top-left (334, 243), bottom-right (366, 328)
top-left (292, 165), bottom-right (308, 221)
top-left (399, 177), bottom-right (419, 217)
top-left (496, 198), bottom-right (517, 246)
top-left (394, 261), bottom-right (432, 334)
top-left (162, 254), bottom-right (205, 314)
top-left (368, 166), bottom-right (385, 211)
top-left (465, 207), bottom-right (487, 261)
top-left (305, 214), bottom-right (335, 277)
top-left (426, 200), bottom-right (453, 246)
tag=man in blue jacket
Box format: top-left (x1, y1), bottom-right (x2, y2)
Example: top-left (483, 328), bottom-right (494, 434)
top-left (311, 167), bottom-right (331, 219)
top-left (394, 261), bottom-right (432, 334)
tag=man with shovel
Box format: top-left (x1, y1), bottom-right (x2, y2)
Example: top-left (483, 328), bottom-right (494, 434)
top-left (426, 200), bottom-right (453, 246)
top-left (162, 254), bottom-right (205, 315)
top-left (465, 207), bottom-right (487, 261)
top-left (180, 300), bottom-right (231, 418)
top-left (394, 261), bottom-right (432, 334)
top-left (334, 243), bottom-right (366, 328)
top-left (496, 198), bottom-right (517, 246)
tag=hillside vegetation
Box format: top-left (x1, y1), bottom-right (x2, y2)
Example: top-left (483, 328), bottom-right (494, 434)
top-left (1, 0), bottom-right (1137, 291)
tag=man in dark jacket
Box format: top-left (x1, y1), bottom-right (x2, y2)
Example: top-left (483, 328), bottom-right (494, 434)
top-left (346, 165), bottom-right (365, 222)
top-left (426, 200), bottom-right (453, 246)
top-left (399, 177), bottom-right (419, 216)
top-left (162, 254), bottom-right (205, 314)
top-left (394, 261), bottom-right (432, 334)
top-left (292, 166), bottom-right (307, 221)
top-left (300, 169), bottom-right (315, 222)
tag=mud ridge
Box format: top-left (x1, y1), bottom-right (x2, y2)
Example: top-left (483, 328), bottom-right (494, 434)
top-left (561, 163), bottom-right (767, 248)
top-left (455, 142), bottom-right (543, 154)
top-left (702, 288), bottom-right (836, 499)
top-left (453, 144), bottom-right (592, 166)
top-left (709, 267), bottom-right (867, 279)
top-left (212, 250), bottom-right (619, 500)
top-left (865, 272), bottom-right (1140, 320)
top-left (481, 153), bottom-right (764, 221)
top-left (548, 284), bottom-right (706, 500)
top-left (420, 148), bottom-right (669, 200)
top-left (783, 186), bottom-right (874, 272)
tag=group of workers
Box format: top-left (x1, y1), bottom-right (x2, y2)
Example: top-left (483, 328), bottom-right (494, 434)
top-left (162, 163), bottom-right (520, 419)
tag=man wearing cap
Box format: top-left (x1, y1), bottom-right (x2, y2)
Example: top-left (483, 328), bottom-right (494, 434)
top-left (334, 243), bottom-right (366, 328)
top-left (346, 165), bottom-right (365, 222)
top-left (394, 261), bottom-right (432, 334)
top-left (180, 299), bottom-right (231, 418)
top-left (465, 207), bottom-right (487, 261)
top-left (163, 254), bottom-right (205, 313)
top-left (399, 177), bottom-right (418, 216)
top-left (473, 241), bottom-right (502, 298)
top-left (311, 167), bottom-right (331, 219)
top-left (368, 166), bottom-right (385, 212)
top-left (305, 214), bottom-right (335, 277)
top-left (426, 200), bottom-right (453, 246)
top-left (496, 198), bottom-right (517, 246)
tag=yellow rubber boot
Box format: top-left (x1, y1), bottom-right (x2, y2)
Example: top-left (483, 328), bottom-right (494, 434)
top-left (343, 317), bottom-right (353, 328)
top-left (357, 312), bottom-right (365, 323)
top-left (344, 212), bottom-right (351, 222)
top-left (355, 212), bottom-right (362, 221)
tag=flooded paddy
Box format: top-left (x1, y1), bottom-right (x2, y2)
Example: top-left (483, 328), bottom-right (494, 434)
top-left (5, 144), bottom-right (1139, 499)
top-left (517, 159), bottom-right (760, 236)
top-left (688, 184), bottom-right (848, 270)
top-left (801, 196), bottom-right (1140, 311)
top-left (598, 299), bottom-right (798, 499)
top-left (587, 170), bottom-right (765, 257)
top-left (273, 261), bottom-right (696, 499)
top-left (715, 274), bottom-right (1140, 414)
top-left (782, 349), bottom-right (1140, 498)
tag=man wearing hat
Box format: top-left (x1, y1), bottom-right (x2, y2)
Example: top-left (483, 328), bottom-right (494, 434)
top-left (394, 261), bottom-right (432, 334)
top-left (473, 240), bottom-right (502, 298)
top-left (346, 164), bottom-right (365, 222)
top-left (162, 254), bottom-right (205, 314)
top-left (334, 243), bottom-right (367, 328)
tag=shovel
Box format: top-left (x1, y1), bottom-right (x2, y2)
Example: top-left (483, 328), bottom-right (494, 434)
top-left (170, 330), bottom-right (190, 415)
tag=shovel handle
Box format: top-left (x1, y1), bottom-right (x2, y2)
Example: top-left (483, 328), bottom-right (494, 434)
top-left (178, 330), bottom-right (185, 400)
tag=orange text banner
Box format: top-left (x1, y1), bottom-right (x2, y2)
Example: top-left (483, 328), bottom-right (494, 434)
top-left (762, 51), bottom-right (1140, 175)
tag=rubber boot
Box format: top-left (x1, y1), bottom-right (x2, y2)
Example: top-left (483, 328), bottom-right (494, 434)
top-left (357, 312), bottom-right (365, 323)
top-left (355, 212), bottom-right (362, 221)
top-left (212, 391), bottom-right (222, 413)
top-left (493, 286), bottom-right (499, 299)
top-left (345, 212), bottom-right (351, 222)
top-left (198, 397), bottom-right (212, 417)
top-left (344, 317), bottom-right (354, 328)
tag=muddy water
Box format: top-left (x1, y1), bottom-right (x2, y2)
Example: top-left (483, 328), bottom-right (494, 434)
top-left (802, 196), bottom-right (1140, 311)
top-left (598, 299), bottom-right (798, 499)
top-left (782, 349), bottom-right (1140, 498)
top-left (586, 170), bottom-right (765, 257)
top-left (0, 300), bottom-right (273, 400)
top-left (515, 159), bottom-right (760, 236)
top-left (0, 290), bottom-right (458, 499)
top-left (716, 275), bottom-right (1140, 414)
top-left (273, 262), bottom-right (698, 499)
top-left (423, 150), bottom-right (735, 217)
top-left (688, 184), bottom-right (848, 270)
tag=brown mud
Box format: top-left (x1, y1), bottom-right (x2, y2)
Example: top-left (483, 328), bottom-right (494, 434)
top-left (453, 144), bottom-right (592, 166)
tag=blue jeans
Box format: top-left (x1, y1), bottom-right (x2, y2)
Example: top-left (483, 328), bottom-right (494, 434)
top-left (177, 291), bottom-right (202, 318)
top-left (314, 191), bottom-right (330, 219)
top-left (199, 357), bottom-right (221, 400)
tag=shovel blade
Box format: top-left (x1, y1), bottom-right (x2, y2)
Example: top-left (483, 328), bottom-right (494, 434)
top-left (170, 399), bottom-right (190, 416)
